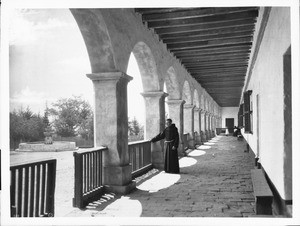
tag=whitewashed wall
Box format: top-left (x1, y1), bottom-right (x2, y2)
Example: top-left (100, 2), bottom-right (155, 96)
top-left (221, 107), bottom-right (239, 128)
top-left (242, 7), bottom-right (291, 200)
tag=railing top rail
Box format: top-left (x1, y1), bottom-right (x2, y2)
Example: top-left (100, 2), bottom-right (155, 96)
top-left (128, 140), bottom-right (150, 145)
top-left (10, 158), bottom-right (56, 169)
top-left (75, 146), bottom-right (108, 155)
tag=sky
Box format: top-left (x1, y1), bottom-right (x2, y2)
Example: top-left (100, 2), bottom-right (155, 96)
top-left (9, 8), bottom-right (145, 125)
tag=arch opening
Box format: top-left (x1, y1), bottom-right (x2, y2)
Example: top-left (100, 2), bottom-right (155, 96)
top-left (127, 53), bottom-right (145, 142)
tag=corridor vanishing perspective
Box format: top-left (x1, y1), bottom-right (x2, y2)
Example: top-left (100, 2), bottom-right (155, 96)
top-left (66, 136), bottom-right (256, 217)
top-left (5, 3), bottom-right (298, 225)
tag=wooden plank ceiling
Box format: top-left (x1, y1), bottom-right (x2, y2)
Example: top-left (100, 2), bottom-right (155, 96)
top-left (135, 7), bottom-right (259, 107)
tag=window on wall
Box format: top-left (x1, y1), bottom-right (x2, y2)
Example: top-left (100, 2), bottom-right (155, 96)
top-left (238, 103), bottom-right (244, 127)
top-left (244, 90), bottom-right (253, 133)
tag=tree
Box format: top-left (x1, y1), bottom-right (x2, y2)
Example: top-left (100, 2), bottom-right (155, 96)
top-left (43, 103), bottom-right (50, 126)
top-left (128, 117), bottom-right (144, 141)
top-left (131, 117), bottom-right (140, 135)
top-left (10, 107), bottom-right (46, 150)
top-left (48, 95), bottom-right (93, 138)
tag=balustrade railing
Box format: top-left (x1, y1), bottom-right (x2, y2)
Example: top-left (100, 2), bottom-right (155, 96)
top-left (128, 140), bottom-right (152, 178)
top-left (10, 159), bottom-right (56, 217)
top-left (73, 147), bottom-right (107, 209)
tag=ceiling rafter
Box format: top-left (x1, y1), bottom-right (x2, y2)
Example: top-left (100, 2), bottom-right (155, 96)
top-left (135, 7), bottom-right (259, 107)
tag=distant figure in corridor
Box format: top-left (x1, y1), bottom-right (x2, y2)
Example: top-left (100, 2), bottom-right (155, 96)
top-left (233, 126), bottom-right (241, 137)
top-left (150, 118), bottom-right (180, 174)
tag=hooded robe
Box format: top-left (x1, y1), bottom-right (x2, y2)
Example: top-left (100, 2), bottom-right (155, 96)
top-left (151, 123), bottom-right (180, 174)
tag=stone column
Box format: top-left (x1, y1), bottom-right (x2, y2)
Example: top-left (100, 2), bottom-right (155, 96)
top-left (200, 109), bottom-right (206, 142)
top-left (166, 99), bottom-right (185, 155)
top-left (193, 107), bottom-right (201, 145)
top-left (209, 113), bottom-right (213, 137)
top-left (205, 111), bottom-right (210, 140)
top-left (184, 104), bottom-right (195, 148)
top-left (87, 71), bottom-right (135, 194)
top-left (212, 115), bottom-right (216, 137)
top-left (141, 91), bottom-right (168, 169)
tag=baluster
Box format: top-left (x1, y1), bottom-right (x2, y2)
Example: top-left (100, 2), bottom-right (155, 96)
top-left (17, 168), bottom-right (23, 217)
top-left (83, 154), bottom-right (86, 193)
top-left (40, 164), bottom-right (46, 216)
top-left (35, 164), bottom-right (41, 217)
top-left (29, 166), bottom-right (35, 217)
top-left (23, 167), bottom-right (29, 217)
top-left (10, 168), bottom-right (16, 217)
top-left (46, 161), bottom-right (56, 216)
top-left (139, 144), bottom-right (143, 168)
top-left (87, 154), bottom-right (90, 192)
top-left (93, 151), bottom-right (96, 189)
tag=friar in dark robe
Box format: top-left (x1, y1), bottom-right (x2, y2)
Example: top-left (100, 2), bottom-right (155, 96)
top-left (150, 118), bottom-right (180, 174)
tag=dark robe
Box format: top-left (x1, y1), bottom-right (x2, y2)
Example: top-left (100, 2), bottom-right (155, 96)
top-left (151, 124), bottom-right (180, 174)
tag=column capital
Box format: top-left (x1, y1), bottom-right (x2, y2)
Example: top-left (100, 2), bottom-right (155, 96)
top-left (87, 71), bottom-right (133, 82)
top-left (140, 91), bottom-right (168, 98)
top-left (193, 107), bottom-right (200, 112)
top-left (183, 104), bottom-right (195, 109)
top-left (167, 99), bottom-right (186, 106)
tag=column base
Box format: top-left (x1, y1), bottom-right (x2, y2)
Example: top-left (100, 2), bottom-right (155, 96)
top-left (188, 138), bottom-right (195, 149)
top-left (104, 164), bottom-right (132, 186)
top-left (152, 150), bottom-right (164, 169)
top-left (104, 181), bottom-right (136, 195)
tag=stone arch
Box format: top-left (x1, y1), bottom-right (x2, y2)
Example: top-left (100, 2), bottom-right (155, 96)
top-left (130, 42), bottom-right (160, 92)
top-left (182, 81), bottom-right (192, 104)
top-left (70, 9), bottom-right (116, 73)
top-left (165, 67), bottom-right (180, 99)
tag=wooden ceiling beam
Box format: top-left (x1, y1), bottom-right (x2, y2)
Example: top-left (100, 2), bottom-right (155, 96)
top-left (202, 84), bottom-right (244, 88)
top-left (135, 8), bottom-right (196, 14)
top-left (179, 52), bottom-right (250, 60)
top-left (186, 64), bottom-right (248, 71)
top-left (154, 19), bottom-right (257, 35)
top-left (167, 37), bottom-right (252, 50)
top-left (206, 87), bottom-right (242, 92)
top-left (191, 71), bottom-right (247, 76)
top-left (213, 97), bottom-right (241, 100)
top-left (174, 48), bottom-right (251, 58)
top-left (182, 58), bottom-right (249, 65)
top-left (194, 73), bottom-right (246, 78)
top-left (210, 95), bottom-right (242, 99)
top-left (182, 54), bottom-right (250, 64)
top-left (172, 43), bottom-right (252, 54)
top-left (198, 78), bottom-right (245, 83)
top-left (187, 64), bottom-right (248, 70)
top-left (160, 25), bottom-right (255, 39)
top-left (164, 31), bottom-right (253, 44)
top-left (169, 42), bottom-right (251, 54)
top-left (139, 7), bottom-right (258, 21)
top-left (187, 65), bottom-right (247, 70)
top-left (147, 10), bottom-right (259, 28)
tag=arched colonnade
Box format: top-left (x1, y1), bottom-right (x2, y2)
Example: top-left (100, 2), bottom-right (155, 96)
top-left (71, 9), bottom-right (222, 194)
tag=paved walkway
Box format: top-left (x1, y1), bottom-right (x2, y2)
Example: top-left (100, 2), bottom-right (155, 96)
top-left (65, 135), bottom-right (258, 217)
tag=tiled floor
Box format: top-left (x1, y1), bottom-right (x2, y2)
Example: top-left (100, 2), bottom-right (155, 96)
top-left (64, 136), bottom-right (258, 217)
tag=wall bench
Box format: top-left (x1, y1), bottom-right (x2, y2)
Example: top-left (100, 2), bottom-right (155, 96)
top-left (251, 169), bottom-right (274, 215)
